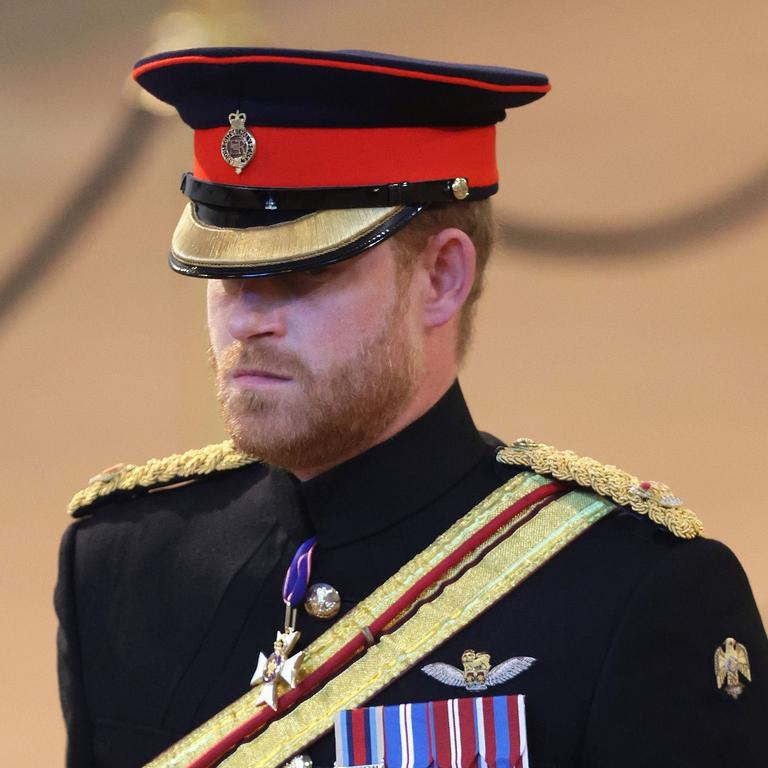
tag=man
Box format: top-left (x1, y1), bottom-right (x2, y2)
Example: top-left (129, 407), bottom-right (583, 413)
top-left (56, 48), bottom-right (767, 768)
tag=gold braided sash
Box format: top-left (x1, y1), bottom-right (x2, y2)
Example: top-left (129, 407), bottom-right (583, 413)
top-left (145, 474), bottom-right (616, 768)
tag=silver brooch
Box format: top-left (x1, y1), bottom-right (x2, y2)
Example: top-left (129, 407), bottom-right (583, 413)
top-left (304, 583), bottom-right (341, 619)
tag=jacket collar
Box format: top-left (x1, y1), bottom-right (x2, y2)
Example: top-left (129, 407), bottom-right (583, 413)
top-left (297, 381), bottom-right (486, 548)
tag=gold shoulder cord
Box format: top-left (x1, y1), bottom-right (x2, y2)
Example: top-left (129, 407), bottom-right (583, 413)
top-left (67, 440), bottom-right (257, 516)
top-left (497, 438), bottom-right (703, 539)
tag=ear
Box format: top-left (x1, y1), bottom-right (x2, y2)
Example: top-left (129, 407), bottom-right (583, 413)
top-left (419, 227), bottom-right (477, 329)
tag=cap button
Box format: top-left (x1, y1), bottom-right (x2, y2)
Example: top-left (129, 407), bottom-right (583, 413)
top-left (451, 177), bottom-right (470, 200)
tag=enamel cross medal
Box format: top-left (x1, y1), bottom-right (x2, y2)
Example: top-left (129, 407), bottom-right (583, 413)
top-left (250, 537), bottom-right (317, 709)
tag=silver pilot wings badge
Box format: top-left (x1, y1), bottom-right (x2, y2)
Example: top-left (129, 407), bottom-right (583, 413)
top-left (422, 649), bottom-right (536, 691)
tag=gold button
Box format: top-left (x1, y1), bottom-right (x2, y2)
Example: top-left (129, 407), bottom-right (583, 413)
top-left (451, 177), bottom-right (469, 200)
top-left (304, 583), bottom-right (341, 619)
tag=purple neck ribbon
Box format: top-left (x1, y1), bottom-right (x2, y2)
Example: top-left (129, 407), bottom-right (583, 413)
top-left (283, 536), bottom-right (318, 608)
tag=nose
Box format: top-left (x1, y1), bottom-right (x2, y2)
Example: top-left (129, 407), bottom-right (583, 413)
top-left (224, 278), bottom-right (288, 341)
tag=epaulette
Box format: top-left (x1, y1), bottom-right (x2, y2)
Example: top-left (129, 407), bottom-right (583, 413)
top-left (67, 440), bottom-right (258, 518)
top-left (497, 438), bottom-right (703, 539)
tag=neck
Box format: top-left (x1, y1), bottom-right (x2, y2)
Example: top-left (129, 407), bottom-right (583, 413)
top-left (292, 371), bottom-right (457, 481)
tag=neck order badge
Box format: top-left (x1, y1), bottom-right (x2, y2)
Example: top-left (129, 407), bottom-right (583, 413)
top-left (249, 537), bottom-right (317, 709)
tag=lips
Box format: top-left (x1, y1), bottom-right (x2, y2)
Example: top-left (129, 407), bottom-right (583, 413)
top-left (232, 368), bottom-right (292, 384)
top-left (234, 367), bottom-right (290, 378)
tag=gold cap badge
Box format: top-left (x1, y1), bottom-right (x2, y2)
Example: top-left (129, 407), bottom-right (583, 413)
top-left (221, 110), bottom-right (256, 174)
top-left (714, 637), bottom-right (751, 699)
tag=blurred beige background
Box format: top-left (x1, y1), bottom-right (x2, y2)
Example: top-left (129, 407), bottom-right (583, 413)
top-left (1, 1), bottom-right (766, 763)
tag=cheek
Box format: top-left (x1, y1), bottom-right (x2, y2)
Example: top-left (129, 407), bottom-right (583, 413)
top-left (314, 293), bottom-right (384, 356)
top-left (206, 283), bottom-right (230, 357)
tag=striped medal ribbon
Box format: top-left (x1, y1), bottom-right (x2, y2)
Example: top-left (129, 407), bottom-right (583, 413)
top-left (335, 696), bottom-right (529, 768)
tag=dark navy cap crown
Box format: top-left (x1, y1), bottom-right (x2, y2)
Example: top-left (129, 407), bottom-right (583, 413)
top-left (134, 47), bottom-right (550, 129)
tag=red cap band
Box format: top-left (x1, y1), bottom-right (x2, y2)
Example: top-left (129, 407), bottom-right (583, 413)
top-left (193, 125), bottom-right (498, 188)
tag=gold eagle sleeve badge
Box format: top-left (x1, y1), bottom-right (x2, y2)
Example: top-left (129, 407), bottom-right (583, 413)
top-left (714, 637), bottom-right (751, 699)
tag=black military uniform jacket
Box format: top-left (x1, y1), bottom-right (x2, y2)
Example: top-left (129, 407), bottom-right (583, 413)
top-left (56, 383), bottom-right (768, 767)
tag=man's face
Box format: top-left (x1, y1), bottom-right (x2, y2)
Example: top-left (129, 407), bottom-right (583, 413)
top-left (207, 241), bottom-right (424, 476)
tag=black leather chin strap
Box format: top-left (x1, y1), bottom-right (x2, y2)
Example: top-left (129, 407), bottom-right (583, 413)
top-left (181, 172), bottom-right (497, 211)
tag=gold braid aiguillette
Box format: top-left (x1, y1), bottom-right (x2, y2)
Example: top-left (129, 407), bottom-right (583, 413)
top-left (497, 438), bottom-right (703, 539)
top-left (67, 440), bottom-right (257, 516)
